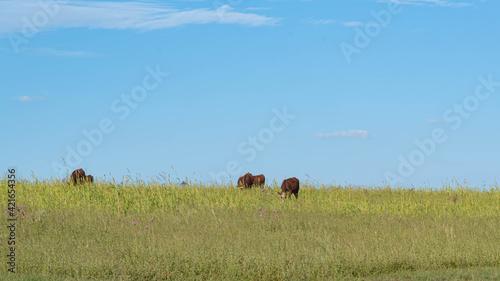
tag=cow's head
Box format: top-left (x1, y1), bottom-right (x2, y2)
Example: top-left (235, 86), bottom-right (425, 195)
top-left (277, 192), bottom-right (286, 201)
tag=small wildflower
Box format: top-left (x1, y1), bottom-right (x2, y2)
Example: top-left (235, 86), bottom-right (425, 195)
top-left (264, 210), bottom-right (267, 213)
top-left (149, 218), bottom-right (154, 222)
top-left (259, 215), bottom-right (263, 218)
top-left (380, 215), bottom-right (382, 218)
top-left (386, 212), bottom-right (390, 216)
top-left (132, 222), bottom-right (137, 226)
top-left (138, 231), bottom-right (141, 234)
top-left (258, 207), bottom-right (262, 211)
top-left (145, 226), bottom-right (149, 229)
top-left (275, 216), bottom-right (279, 218)
top-left (390, 218), bottom-right (393, 220)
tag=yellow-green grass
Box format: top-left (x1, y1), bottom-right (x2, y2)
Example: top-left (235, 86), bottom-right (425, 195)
top-left (3, 267), bottom-right (500, 281)
top-left (1, 177), bottom-right (499, 280)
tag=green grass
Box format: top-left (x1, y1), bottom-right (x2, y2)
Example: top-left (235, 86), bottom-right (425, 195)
top-left (3, 267), bottom-right (500, 281)
top-left (1, 177), bottom-right (499, 280)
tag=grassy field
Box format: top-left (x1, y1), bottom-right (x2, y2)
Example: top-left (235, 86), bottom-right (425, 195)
top-left (1, 176), bottom-right (499, 280)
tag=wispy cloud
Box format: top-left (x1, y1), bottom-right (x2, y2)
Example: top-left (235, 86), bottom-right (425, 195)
top-left (378, 0), bottom-right (472, 7)
top-left (303, 18), bottom-right (365, 26)
top-left (341, 21), bottom-right (365, 27)
top-left (245, 7), bottom-right (272, 11)
top-left (316, 130), bottom-right (371, 139)
top-left (0, 1), bottom-right (281, 35)
top-left (28, 47), bottom-right (102, 57)
top-left (407, 27), bottom-right (424, 33)
top-left (13, 95), bottom-right (47, 102)
top-left (306, 19), bottom-right (336, 25)
top-left (427, 119), bottom-right (444, 124)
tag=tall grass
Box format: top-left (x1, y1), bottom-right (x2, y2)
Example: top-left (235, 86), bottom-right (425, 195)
top-left (1, 176), bottom-right (499, 280)
top-left (5, 177), bottom-right (500, 216)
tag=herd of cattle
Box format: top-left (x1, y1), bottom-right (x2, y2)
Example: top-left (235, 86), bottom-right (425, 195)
top-left (70, 169), bottom-right (300, 201)
top-left (237, 172), bottom-right (299, 201)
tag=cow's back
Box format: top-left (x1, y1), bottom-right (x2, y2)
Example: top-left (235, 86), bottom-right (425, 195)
top-left (86, 174), bottom-right (94, 183)
top-left (282, 177), bottom-right (299, 194)
top-left (252, 174), bottom-right (265, 186)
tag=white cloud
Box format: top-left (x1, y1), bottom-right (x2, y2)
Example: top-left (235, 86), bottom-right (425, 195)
top-left (307, 19), bottom-right (336, 25)
top-left (302, 18), bottom-right (365, 26)
top-left (0, 1), bottom-right (281, 35)
top-left (316, 130), bottom-right (371, 139)
top-left (14, 95), bottom-right (47, 102)
top-left (245, 7), bottom-right (272, 11)
top-left (379, 0), bottom-right (472, 7)
top-left (341, 21), bottom-right (365, 27)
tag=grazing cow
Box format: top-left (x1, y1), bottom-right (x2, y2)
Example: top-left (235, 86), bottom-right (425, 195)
top-left (277, 177), bottom-right (299, 201)
top-left (70, 169), bottom-right (86, 185)
top-left (252, 174), bottom-right (265, 187)
top-left (86, 175), bottom-right (94, 183)
top-left (237, 173), bottom-right (254, 189)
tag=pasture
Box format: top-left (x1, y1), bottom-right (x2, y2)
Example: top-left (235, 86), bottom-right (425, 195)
top-left (1, 176), bottom-right (499, 280)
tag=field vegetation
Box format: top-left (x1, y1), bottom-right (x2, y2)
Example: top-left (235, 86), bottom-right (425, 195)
top-left (1, 174), bottom-right (499, 280)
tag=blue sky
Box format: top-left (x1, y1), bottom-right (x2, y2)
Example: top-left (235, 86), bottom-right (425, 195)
top-left (1, 0), bottom-right (499, 188)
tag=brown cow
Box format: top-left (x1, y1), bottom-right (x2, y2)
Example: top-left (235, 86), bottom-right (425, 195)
top-left (86, 175), bottom-right (94, 183)
top-left (70, 169), bottom-right (86, 185)
top-left (237, 173), bottom-right (254, 189)
top-left (252, 174), bottom-right (265, 187)
top-left (277, 177), bottom-right (299, 201)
